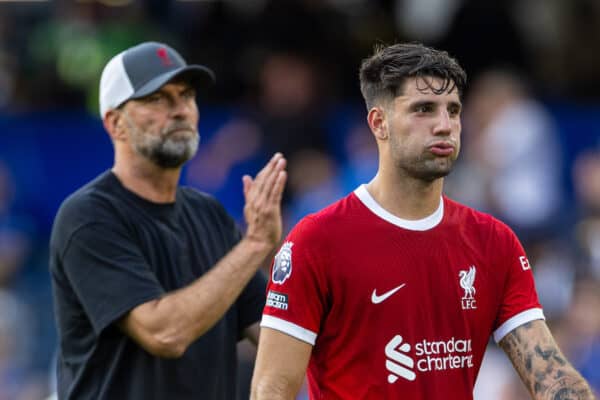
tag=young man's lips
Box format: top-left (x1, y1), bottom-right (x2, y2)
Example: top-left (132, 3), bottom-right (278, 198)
top-left (428, 144), bottom-right (455, 156)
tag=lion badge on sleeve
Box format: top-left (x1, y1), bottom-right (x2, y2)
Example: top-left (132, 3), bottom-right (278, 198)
top-left (272, 241), bottom-right (293, 284)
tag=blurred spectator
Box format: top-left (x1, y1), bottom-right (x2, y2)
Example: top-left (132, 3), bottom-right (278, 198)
top-left (188, 50), bottom-right (333, 218)
top-left (394, 0), bottom-right (463, 42)
top-left (0, 0), bottom-right (599, 108)
top-left (473, 344), bottom-right (523, 400)
top-left (11, 1), bottom-right (164, 113)
top-left (186, 115), bottom-right (266, 222)
top-left (552, 279), bottom-right (600, 395)
top-left (0, 161), bottom-right (44, 399)
top-left (0, 48), bottom-right (16, 110)
top-left (253, 51), bottom-right (330, 158)
top-left (529, 239), bottom-right (575, 319)
top-left (0, 289), bottom-right (41, 400)
top-left (437, 1), bottom-right (529, 79)
top-left (338, 119), bottom-right (378, 194)
top-left (571, 149), bottom-right (600, 279)
top-left (283, 115), bottom-right (377, 233)
top-left (284, 148), bottom-right (344, 230)
top-left (0, 162), bottom-right (32, 285)
top-left (447, 69), bottom-right (564, 242)
top-left (538, 1), bottom-right (600, 99)
top-left (187, 119), bottom-right (263, 194)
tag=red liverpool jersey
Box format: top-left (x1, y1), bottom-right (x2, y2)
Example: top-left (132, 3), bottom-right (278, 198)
top-left (261, 185), bottom-right (544, 400)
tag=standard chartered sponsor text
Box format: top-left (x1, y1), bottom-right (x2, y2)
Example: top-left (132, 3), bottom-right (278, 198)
top-left (266, 291), bottom-right (288, 310)
top-left (414, 337), bottom-right (474, 372)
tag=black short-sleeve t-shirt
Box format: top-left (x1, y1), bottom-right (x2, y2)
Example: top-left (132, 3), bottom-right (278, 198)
top-left (50, 171), bottom-right (266, 400)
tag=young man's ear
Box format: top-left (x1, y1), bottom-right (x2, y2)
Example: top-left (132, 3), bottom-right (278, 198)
top-left (367, 106), bottom-right (388, 140)
top-left (103, 108), bottom-right (126, 142)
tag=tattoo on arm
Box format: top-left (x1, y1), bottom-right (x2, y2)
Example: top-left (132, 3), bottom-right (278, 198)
top-left (499, 321), bottom-right (594, 400)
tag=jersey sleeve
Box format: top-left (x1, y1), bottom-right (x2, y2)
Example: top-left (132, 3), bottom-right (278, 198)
top-left (261, 216), bottom-right (329, 346)
top-left (492, 223), bottom-right (545, 343)
top-left (59, 221), bottom-right (165, 335)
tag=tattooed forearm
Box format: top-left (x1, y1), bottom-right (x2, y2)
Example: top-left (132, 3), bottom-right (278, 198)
top-left (500, 321), bottom-right (535, 389)
top-left (499, 320), bottom-right (594, 400)
top-left (546, 377), bottom-right (595, 400)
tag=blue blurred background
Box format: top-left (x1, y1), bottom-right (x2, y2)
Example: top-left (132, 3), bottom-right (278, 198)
top-left (0, 1), bottom-right (599, 399)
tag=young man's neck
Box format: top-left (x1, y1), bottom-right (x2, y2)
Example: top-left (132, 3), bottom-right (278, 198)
top-left (366, 171), bottom-right (444, 220)
top-left (112, 158), bottom-right (181, 204)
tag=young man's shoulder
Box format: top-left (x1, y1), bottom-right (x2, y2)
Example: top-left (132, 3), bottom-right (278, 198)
top-left (443, 196), bottom-right (515, 235)
top-left (289, 192), bottom-right (359, 237)
top-left (310, 190), bottom-right (358, 218)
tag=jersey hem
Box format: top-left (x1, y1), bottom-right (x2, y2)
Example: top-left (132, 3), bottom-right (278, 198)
top-left (493, 308), bottom-right (545, 343)
top-left (260, 315), bottom-right (317, 345)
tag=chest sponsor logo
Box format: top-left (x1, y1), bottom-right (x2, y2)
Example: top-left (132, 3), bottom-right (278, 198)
top-left (272, 241), bottom-right (293, 284)
top-left (371, 283), bottom-right (406, 304)
top-left (385, 335), bottom-right (415, 382)
top-left (266, 290), bottom-right (288, 310)
top-left (384, 334), bottom-right (474, 383)
top-left (459, 265), bottom-right (477, 310)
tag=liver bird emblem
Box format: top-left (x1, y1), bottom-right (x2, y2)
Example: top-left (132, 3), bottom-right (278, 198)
top-left (459, 266), bottom-right (476, 299)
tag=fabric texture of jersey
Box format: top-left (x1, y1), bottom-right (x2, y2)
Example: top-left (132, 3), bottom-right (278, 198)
top-left (50, 171), bottom-right (266, 400)
top-left (261, 185), bottom-right (544, 400)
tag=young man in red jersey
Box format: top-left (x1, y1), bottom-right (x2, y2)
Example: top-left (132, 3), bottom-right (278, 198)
top-left (250, 43), bottom-right (594, 399)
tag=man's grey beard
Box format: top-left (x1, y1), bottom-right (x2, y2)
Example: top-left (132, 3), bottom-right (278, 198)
top-left (139, 130), bottom-right (199, 169)
top-left (125, 114), bottom-right (199, 168)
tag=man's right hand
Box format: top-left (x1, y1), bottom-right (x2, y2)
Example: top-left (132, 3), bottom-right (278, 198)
top-left (242, 153), bottom-right (287, 252)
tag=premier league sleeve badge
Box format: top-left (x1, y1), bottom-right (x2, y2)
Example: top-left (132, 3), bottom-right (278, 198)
top-left (272, 241), bottom-right (293, 284)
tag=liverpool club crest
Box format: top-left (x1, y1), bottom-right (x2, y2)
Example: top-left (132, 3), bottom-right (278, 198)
top-left (459, 266), bottom-right (477, 310)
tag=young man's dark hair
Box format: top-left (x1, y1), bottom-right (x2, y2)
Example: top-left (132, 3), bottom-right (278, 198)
top-left (359, 43), bottom-right (467, 110)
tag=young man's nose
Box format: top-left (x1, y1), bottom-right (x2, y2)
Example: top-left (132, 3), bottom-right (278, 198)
top-left (433, 110), bottom-right (453, 135)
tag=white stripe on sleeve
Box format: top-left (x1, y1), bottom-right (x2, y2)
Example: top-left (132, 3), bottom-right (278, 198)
top-left (493, 308), bottom-right (545, 343)
top-left (260, 315), bottom-right (318, 345)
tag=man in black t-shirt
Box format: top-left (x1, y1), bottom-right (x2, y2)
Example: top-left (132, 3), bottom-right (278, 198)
top-left (49, 42), bottom-right (287, 400)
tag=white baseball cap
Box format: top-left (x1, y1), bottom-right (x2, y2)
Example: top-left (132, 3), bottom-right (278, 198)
top-left (99, 41), bottom-right (215, 117)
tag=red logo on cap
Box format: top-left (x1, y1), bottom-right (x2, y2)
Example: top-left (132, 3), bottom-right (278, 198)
top-left (156, 47), bottom-right (173, 66)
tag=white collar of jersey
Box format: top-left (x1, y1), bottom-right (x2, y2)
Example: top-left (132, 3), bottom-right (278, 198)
top-left (354, 184), bottom-right (444, 231)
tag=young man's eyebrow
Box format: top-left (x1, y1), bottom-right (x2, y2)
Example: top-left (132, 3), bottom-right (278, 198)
top-left (407, 99), bottom-right (462, 107)
top-left (407, 100), bottom-right (436, 108)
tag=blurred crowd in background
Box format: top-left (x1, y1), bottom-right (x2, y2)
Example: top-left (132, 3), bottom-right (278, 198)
top-left (0, 0), bottom-right (599, 399)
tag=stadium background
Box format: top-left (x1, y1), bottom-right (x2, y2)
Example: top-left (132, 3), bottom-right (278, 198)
top-left (0, 0), bottom-right (599, 398)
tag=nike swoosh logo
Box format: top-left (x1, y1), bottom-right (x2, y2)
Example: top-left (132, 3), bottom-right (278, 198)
top-left (371, 284), bottom-right (406, 304)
